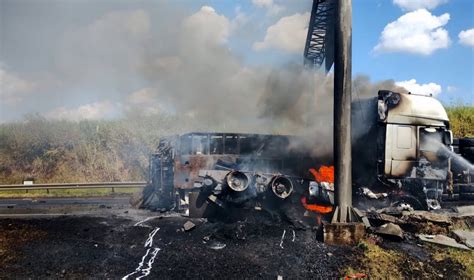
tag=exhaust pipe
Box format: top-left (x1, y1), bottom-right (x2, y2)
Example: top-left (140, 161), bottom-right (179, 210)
top-left (270, 176), bottom-right (293, 199)
top-left (226, 171), bottom-right (250, 192)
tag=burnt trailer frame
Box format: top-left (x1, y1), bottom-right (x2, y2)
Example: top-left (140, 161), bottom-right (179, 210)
top-left (143, 132), bottom-right (322, 211)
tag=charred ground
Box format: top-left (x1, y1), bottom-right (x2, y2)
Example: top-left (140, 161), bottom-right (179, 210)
top-left (0, 205), bottom-right (472, 279)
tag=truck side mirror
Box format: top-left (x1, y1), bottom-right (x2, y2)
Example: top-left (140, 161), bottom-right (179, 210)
top-left (443, 131), bottom-right (453, 145)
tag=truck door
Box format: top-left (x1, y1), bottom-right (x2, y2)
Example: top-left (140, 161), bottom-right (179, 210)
top-left (385, 124), bottom-right (417, 177)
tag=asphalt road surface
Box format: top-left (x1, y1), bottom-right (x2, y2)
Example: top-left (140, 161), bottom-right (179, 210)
top-left (0, 197), bottom-right (471, 279)
top-left (0, 196), bottom-right (131, 216)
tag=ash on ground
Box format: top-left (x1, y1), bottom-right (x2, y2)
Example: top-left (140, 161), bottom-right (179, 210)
top-left (0, 206), bottom-right (473, 279)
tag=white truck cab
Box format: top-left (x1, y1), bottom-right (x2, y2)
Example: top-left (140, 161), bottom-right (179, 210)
top-left (377, 90), bottom-right (453, 209)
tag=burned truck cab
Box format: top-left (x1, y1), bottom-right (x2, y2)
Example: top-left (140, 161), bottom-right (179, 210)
top-left (376, 90), bottom-right (453, 209)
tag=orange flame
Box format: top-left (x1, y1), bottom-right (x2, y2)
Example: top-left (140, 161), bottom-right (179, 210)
top-left (300, 196), bottom-right (333, 214)
top-left (309, 165), bottom-right (334, 183)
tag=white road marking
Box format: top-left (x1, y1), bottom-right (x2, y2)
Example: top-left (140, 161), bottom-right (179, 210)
top-left (144, 228), bottom-right (160, 248)
top-left (122, 247), bottom-right (160, 280)
top-left (292, 229), bottom-right (295, 242)
top-left (122, 227), bottom-right (161, 280)
top-left (133, 216), bottom-right (161, 227)
top-left (279, 229), bottom-right (286, 249)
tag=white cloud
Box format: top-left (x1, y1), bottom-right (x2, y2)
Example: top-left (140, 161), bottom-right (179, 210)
top-left (252, 0), bottom-right (285, 15)
top-left (393, 0), bottom-right (448, 11)
top-left (182, 6), bottom-right (230, 47)
top-left (447, 85), bottom-right (457, 93)
top-left (230, 6), bottom-right (249, 32)
top-left (253, 12), bottom-right (310, 53)
top-left (458, 28), bottom-right (474, 47)
top-left (0, 65), bottom-right (36, 105)
top-left (374, 9), bottom-right (450, 55)
top-left (44, 101), bottom-right (119, 121)
top-left (252, 0), bottom-right (272, 7)
top-left (395, 79), bottom-right (442, 96)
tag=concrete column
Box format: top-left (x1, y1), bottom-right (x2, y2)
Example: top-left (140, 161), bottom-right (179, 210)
top-left (332, 0), bottom-right (353, 223)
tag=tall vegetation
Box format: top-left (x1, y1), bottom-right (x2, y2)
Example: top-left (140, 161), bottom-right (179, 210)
top-left (1, 105), bottom-right (472, 184)
top-left (0, 115), bottom-right (172, 183)
top-left (446, 105), bottom-right (474, 138)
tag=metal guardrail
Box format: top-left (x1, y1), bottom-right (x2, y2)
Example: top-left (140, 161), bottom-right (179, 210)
top-left (0, 182), bottom-right (147, 191)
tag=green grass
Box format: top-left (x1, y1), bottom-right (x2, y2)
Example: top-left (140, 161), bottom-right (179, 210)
top-left (446, 105), bottom-right (474, 138)
top-left (0, 187), bottom-right (140, 198)
top-left (343, 241), bottom-right (404, 279)
top-left (432, 247), bottom-right (474, 278)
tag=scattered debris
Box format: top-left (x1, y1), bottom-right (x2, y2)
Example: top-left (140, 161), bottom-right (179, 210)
top-left (353, 208), bottom-right (371, 228)
top-left (376, 206), bottom-right (404, 216)
top-left (208, 241), bottom-right (226, 250)
top-left (183, 221), bottom-right (196, 232)
top-left (361, 187), bottom-right (387, 199)
top-left (366, 211), bottom-right (405, 226)
top-left (418, 234), bottom-right (470, 250)
top-left (373, 223), bottom-right (403, 240)
top-left (452, 230), bottom-right (474, 248)
top-left (452, 205), bottom-right (474, 217)
top-left (402, 211), bottom-right (451, 225)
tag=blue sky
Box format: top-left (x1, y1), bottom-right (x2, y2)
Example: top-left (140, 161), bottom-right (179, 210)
top-left (0, 0), bottom-right (473, 122)
top-left (353, 0), bottom-right (474, 104)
